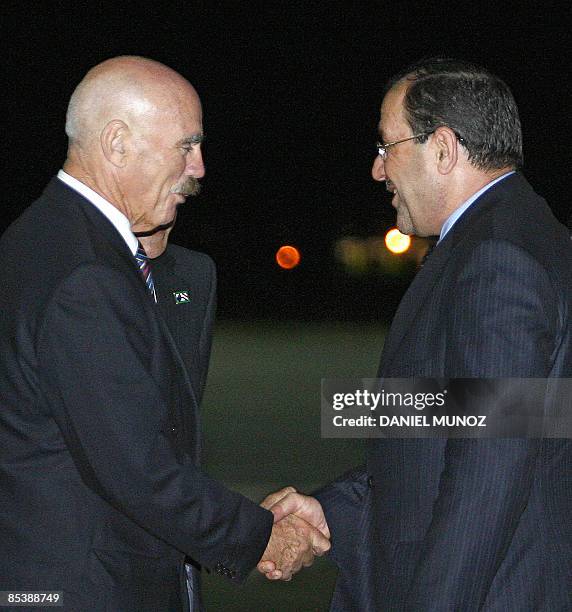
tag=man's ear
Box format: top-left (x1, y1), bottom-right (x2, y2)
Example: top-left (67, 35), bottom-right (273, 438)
top-left (433, 126), bottom-right (458, 175)
top-left (101, 120), bottom-right (130, 167)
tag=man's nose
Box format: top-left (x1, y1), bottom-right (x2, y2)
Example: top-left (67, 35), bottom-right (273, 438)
top-left (371, 154), bottom-right (386, 182)
top-left (186, 149), bottom-right (205, 178)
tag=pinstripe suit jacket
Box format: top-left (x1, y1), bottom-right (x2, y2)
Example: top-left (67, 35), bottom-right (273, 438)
top-left (316, 173), bottom-right (572, 611)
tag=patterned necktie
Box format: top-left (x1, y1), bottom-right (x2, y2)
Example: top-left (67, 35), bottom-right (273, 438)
top-left (135, 242), bottom-right (157, 302)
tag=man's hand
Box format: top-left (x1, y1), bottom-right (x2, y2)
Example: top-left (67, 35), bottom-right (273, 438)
top-left (270, 491), bottom-right (330, 538)
top-left (258, 487), bottom-right (331, 580)
top-left (259, 513), bottom-right (330, 581)
top-left (259, 486), bottom-right (297, 511)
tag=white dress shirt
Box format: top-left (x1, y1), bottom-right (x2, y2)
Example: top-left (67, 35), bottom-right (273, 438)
top-left (57, 170), bottom-right (158, 302)
top-left (439, 171), bottom-right (515, 243)
top-left (57, 170), bottom-right (138, 256)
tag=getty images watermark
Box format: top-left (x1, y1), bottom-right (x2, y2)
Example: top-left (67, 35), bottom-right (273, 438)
top-left (321, 379), bottom-right (572, 438)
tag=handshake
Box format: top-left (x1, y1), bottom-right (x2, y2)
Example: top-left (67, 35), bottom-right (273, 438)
top-left (257, 487), bottom-right (331, 581)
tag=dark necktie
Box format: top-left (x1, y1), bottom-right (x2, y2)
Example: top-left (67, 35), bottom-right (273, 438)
top-left (135, 242), bottom-right (156, 302)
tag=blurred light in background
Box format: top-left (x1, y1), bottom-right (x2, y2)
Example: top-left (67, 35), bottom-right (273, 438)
top-left (276, 245), bottom-right (301, 269)
top-left (334, 233), bottom-right (432, 277)
top-left (334, 238), bottom-right (368, 274)
top-left (384, 228), bottom-right (411, 254)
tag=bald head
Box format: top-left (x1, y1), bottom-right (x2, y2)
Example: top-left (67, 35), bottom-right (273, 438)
top-left (63, 56), bottom-right (205, 232)
top-left (65, 56), bottom-right (199, 148)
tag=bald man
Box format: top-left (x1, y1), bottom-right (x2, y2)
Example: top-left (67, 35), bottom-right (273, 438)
top-left (0, 57), bottom-right (329, 612)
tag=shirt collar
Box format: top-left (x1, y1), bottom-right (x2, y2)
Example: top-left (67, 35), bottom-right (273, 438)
top-left (57, 169), bottom-right (139, 255)
top-left (438, 171), bottom-right (515, 243)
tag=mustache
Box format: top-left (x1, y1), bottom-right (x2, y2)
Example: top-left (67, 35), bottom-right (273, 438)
top-left (171, 176), bottom-right (201, 197)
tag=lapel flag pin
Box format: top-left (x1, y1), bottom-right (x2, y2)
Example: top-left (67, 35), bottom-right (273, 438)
top-left (173, 291), bottom-right (190, 304)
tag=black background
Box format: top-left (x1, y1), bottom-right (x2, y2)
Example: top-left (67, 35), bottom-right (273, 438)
top-left (3, 1), bottom-right (570, 320)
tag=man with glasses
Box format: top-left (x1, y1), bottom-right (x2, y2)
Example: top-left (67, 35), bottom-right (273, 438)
top-left (260, 58), bottom-right (572, 610)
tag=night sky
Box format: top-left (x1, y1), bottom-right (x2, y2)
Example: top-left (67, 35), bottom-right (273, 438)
top-left (3, 2), bottom-right (570, 320)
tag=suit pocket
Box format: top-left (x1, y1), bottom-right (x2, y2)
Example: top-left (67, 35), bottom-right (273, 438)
top-left (92, 513), bottom-right (168, 559)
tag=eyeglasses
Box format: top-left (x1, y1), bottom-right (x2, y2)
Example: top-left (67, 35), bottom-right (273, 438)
top-left (375, 132), bottom-right (431, 160)
top-left (376, 129), bottom-right (464, 160)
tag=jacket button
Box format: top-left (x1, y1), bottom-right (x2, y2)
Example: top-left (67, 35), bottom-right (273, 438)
top-left (367, 475), bottom-right (374, 488)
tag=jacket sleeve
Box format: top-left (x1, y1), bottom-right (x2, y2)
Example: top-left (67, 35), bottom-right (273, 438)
top-left (37, 263), bottom-right (272, 583)
top-left (313, 465), bottom-right (369, 567)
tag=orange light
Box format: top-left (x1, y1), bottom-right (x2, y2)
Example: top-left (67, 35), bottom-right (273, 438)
top-left (276, 245), bottom-right (301, 269)
top-left (384, 228), bottom-right (411, 254)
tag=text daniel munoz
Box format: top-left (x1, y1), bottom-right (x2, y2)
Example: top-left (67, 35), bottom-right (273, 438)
top-left (330, 389), bottom-right (487, 428)
top-left (323, 378), bottom-right (571, 438)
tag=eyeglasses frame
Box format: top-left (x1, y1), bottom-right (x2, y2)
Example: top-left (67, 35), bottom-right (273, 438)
top-left (376, 128), bottom-right (464, 160)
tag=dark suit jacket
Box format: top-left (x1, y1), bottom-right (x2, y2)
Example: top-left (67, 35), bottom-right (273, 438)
top-left (0, 178), bottom-right (272, 611)
top-left (151, 242), bottom-right (217, 611)
top-left (152, 243), bottom-right (216, 410)
top-left (316, 173), bottom-right (572, 611)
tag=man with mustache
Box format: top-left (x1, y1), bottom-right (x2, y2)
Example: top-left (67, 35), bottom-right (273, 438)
top-left (260, 58), bottom-right (572, 610)
top-left (0, 56), bottom-right (330, 611)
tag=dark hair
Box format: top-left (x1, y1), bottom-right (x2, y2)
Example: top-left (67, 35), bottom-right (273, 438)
top-left (386, 57), bottom-right (523, 171)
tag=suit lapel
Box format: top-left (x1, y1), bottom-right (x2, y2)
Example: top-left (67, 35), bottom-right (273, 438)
top-left (156, 310), bottom-right (202, 464)
top-left (44, 178), bottom-right (132, 258)
top-left (380, 239), bottom-right (452, 369)
top-left (45, 178), bottom-right (202, 462)
top-left (147, 251), bottom-right (202, 463)
top-left (380, 173), bottom-right (522, 371)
